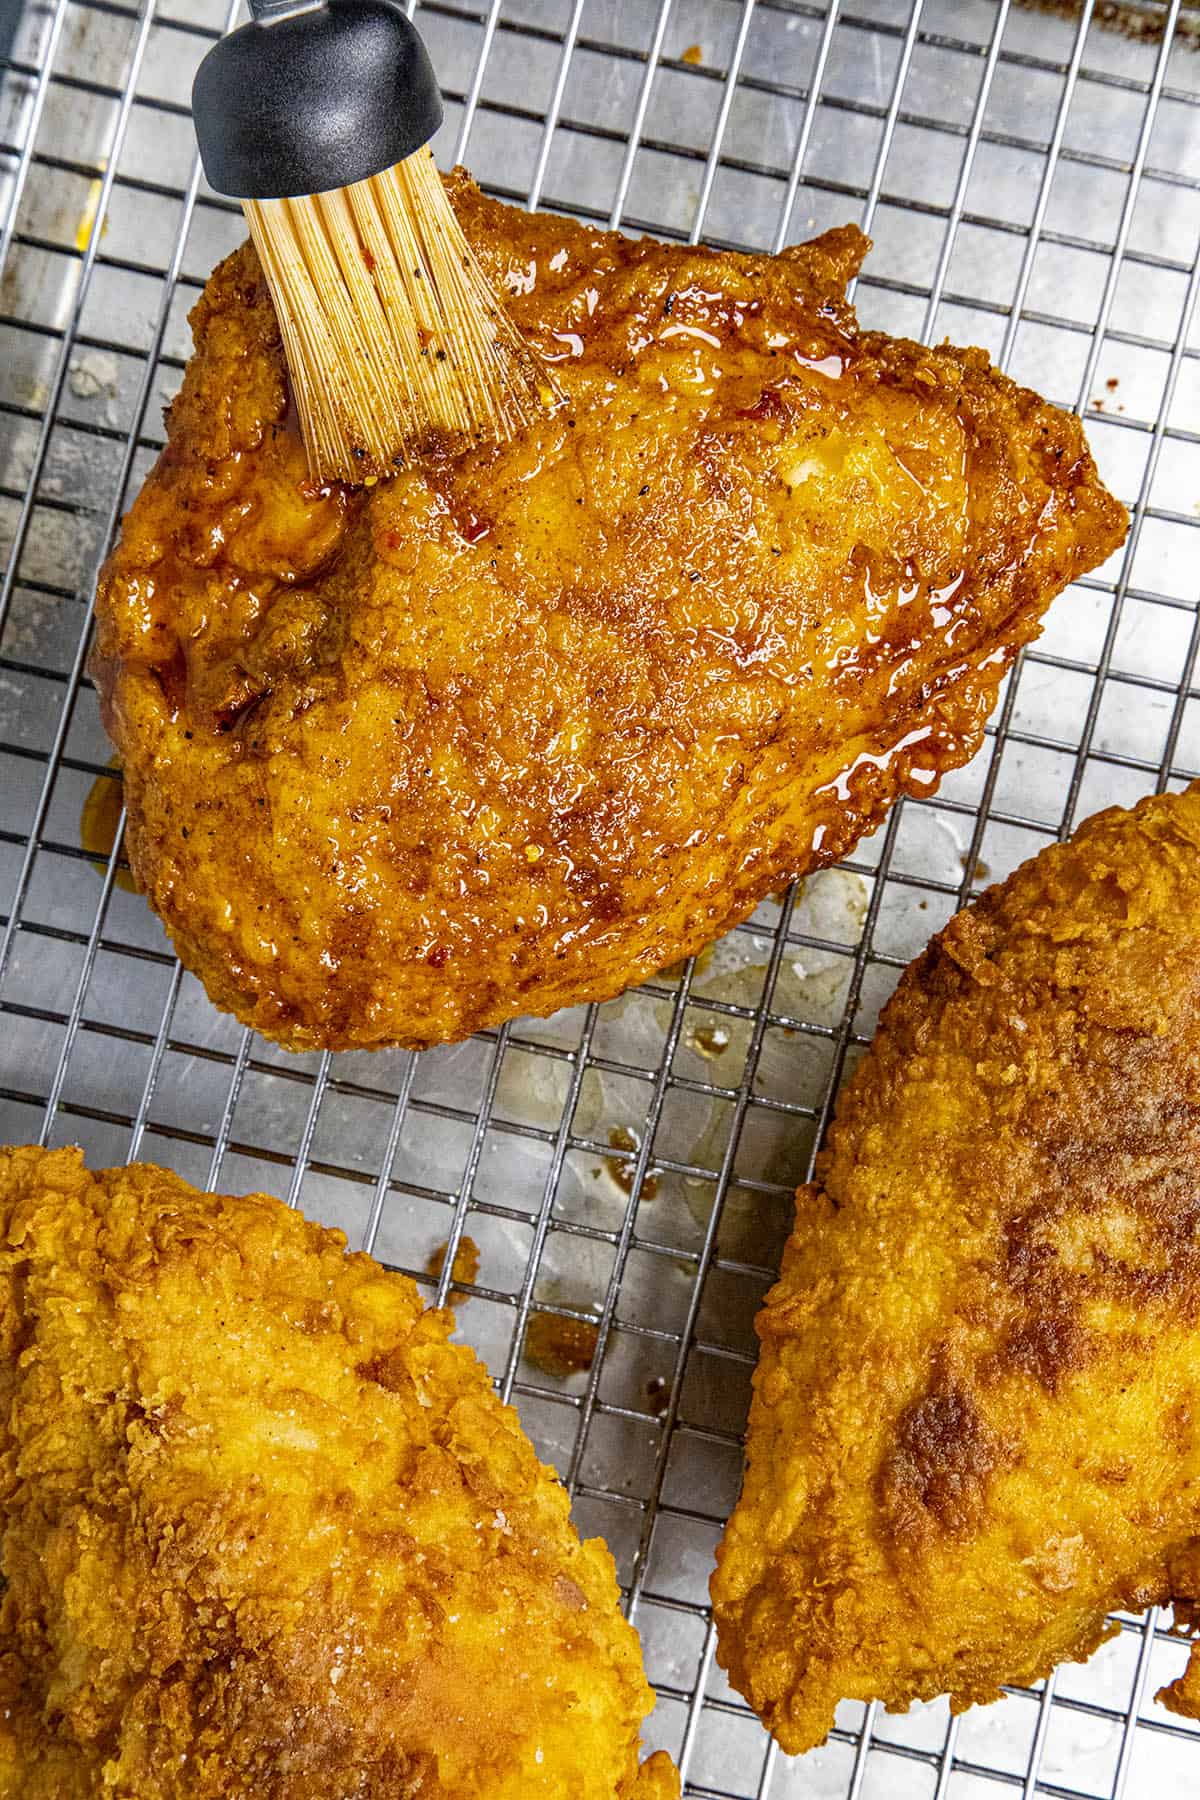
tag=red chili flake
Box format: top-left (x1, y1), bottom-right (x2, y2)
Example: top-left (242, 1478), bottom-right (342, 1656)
top-left (736, 385), bottom-right (789, 423)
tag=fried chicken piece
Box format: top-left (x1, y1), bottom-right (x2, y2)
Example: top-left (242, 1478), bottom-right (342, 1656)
top-left (0, 1147), bottom-right (678, 1799)
top-left (92, 172), bottom-right (1125, 1051)
top-left (711, 785), bottom-right (1200, 1753)
top-left (1015, 0), bottom-right (1200, 48)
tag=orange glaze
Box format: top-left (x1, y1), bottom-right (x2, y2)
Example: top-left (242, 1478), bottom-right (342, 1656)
top-left (92, 170), bottom-right (1127, 1051)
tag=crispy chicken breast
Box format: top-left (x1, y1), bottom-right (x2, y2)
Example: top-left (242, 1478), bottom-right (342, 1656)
top-left (0, 1146), bottom-right (678, 1799)
top-left (93, 173), bottom-right (1126, 1050)
top-left (711, 785), bottom-right (1200, 1753)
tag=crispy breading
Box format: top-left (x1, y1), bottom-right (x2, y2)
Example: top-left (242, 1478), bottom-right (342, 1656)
top-left (91, 173), bottom-right (1125, 1051)
top-left (0, 1147), bottom-right (678, 1799)
top-left (711, 785), bottom-right (1200, 1754)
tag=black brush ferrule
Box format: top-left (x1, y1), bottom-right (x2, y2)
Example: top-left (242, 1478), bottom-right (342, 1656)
top-left (192, 0), bottom-right (444, 201)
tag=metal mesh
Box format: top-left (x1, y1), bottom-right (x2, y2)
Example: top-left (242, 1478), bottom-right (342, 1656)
top-left (2, 1), bottom-right (1200, 1793)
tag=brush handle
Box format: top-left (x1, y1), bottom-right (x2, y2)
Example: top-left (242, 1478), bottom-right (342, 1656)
top-left (192, 0), bottom-right (443, 200)
top-left (247, 0), bottom-right (323, 20)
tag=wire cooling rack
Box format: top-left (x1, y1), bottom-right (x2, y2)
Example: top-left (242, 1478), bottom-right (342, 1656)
top-left (3, 1), bottom-right (1200, 1794)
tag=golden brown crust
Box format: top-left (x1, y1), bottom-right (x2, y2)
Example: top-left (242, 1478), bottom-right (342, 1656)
top-left (93, 172), bottom-right (1126, 1050)
top-left (0, 1146), bottom-right (679, 1798)
top-left (711, 785), bottom-right (1200, 1753)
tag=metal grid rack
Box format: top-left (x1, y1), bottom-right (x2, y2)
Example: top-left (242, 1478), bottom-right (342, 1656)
top-left (2, 0), bottom-right (1200, 1794)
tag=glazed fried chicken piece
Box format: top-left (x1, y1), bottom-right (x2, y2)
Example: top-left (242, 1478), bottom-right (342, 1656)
top-left (92, 172), bottom-right (1126, 1051)
top-left (711, 785), bottom-right (1200, 1754)
top-left (0, 1147), bottom-right (678, 1799)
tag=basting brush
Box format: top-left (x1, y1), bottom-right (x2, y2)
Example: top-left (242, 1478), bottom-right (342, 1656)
top-left (191, 0), bottom-right (553, 485)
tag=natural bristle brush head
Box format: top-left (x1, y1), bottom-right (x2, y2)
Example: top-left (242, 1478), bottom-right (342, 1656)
top-left (242, 153), bottom-right (556, 484)
top-left (192, 0), bottom-right (556, 485)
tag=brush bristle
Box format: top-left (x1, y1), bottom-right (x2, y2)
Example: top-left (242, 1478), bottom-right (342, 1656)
top-left (243, 150), bottom-right (557, 485)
